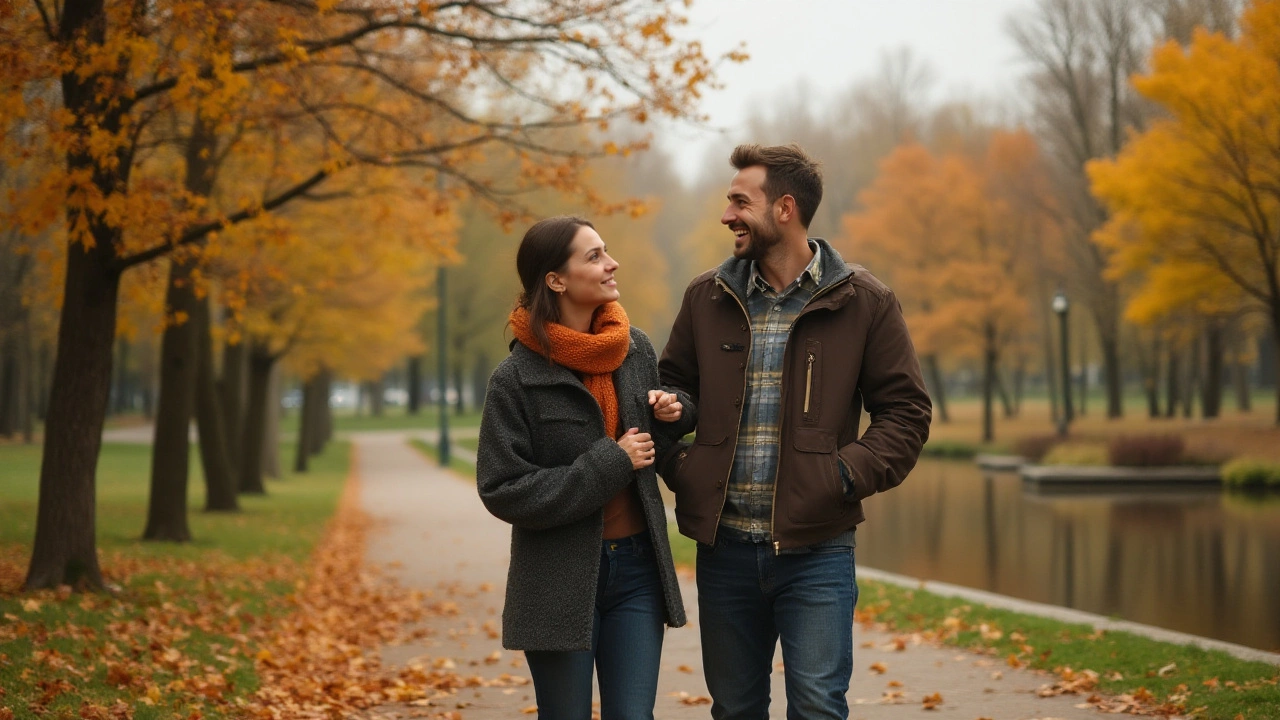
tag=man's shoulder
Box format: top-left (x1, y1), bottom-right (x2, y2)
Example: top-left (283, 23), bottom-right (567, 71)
top-left (843, 263), bottom-right (894, 302)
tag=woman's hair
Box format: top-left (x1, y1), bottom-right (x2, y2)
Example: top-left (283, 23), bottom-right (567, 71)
top-left (515, 215), bottom-right (594, 358)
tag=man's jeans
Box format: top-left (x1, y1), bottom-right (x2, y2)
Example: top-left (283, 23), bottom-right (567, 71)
top-left (525, 533), bottom-right (666, 720)
top-left (697, 535), bottom-right (858, 720)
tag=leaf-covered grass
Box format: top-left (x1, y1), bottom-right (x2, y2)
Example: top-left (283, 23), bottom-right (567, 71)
top-left (406, 437), bottom-right (476, 477)
top-left (854, 580), bottom-right (1279, 720)
top-left (0, 441), bottom-right (350, 719)
top-left (666, 532), bottom-right (1278, 718)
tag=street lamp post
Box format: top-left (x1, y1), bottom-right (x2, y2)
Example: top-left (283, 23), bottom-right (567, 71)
top-left (437, 264), bottom-right (450, 466)
top-left (1052, 290), bottom-right (1073, 437)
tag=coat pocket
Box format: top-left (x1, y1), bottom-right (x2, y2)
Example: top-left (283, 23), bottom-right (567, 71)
top-left (784, 427), bottom-right (847, 525)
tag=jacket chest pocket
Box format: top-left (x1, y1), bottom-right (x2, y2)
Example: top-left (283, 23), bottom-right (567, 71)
top-left (801, 339), bottom-right (822, 423)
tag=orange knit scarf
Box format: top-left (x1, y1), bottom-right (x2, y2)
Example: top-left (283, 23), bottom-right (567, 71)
top-left (509, 301), bottom-right (631, 438)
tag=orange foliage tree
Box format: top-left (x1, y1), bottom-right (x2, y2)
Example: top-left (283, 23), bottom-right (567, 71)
top-left (841, 133), bottom-right (1057, 442)
top-left (2, 0), bottom-right (730, 590)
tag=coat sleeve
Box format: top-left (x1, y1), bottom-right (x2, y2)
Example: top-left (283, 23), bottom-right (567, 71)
top-left (656, 281), bottom-right (700, 479)
top-left (837, 289), bottom-right (932, 501)
top-left (476, 370), bottom-right (636, 530)
top-left (638, 336), bottom-right (696, 463)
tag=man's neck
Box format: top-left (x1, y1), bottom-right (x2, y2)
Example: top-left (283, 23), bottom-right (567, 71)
top-left (756, 235), bottom-right (814, 293)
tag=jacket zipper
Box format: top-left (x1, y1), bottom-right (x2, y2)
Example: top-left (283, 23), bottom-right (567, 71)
top-left (803, 352), bottom-right (815, 414)
top-left (769, 277), bottom-right (849, 555)
top-left (713, 278), bottom-right (751, 547)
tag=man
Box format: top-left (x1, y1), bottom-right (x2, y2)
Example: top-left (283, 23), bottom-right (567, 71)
top-left (658, 143), bottom-right (932, 719)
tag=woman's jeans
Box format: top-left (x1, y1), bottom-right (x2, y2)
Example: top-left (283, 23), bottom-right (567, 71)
top-left (525, 532), bottom-right (666, 720)
top-left (696, 535), bottom-right (858, 720)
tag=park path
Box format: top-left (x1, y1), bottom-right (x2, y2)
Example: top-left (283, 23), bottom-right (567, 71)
top-left (356, 430), bottom-right (1107, 720)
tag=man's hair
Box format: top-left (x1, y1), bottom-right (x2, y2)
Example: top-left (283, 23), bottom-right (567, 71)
top-left (729, 143), bottom-right (823, 228)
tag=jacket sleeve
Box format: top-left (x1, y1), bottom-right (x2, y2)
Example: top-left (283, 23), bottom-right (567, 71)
top-left (476, 370), bottom-right (636, 530)
top-left (838, 289), bottom-right (932, 501)
top-left (657, 281), bottom-right (700, 479)
top-left (640, 336), bottom-right (696, 465)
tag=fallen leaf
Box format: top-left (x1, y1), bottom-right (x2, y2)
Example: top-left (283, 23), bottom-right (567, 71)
top-left (869, 662), bottom-right (887, 674)
top-left (922, 691), bottom-right (943, 709)
top-left (677, 665), bottom-right (694, 674)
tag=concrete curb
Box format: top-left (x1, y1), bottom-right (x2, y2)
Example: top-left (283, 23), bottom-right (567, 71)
top-left (858, 566), bottom-right (1280, 667)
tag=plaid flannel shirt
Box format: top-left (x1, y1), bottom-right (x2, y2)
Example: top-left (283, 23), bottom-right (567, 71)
top-left (717, 242), bottom-right (845, 548)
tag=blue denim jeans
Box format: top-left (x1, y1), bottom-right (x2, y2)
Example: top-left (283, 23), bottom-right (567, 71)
top-left (696, 536), bottom-right (858, 720)
top-left (525, 533), bottom-right (666, 720)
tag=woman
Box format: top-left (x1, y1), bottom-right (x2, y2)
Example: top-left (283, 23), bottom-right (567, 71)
top-left (476, 216), bottom-right (694, 720)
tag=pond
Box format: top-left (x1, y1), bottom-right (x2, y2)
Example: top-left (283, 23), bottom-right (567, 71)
top-left (855, 459), bottom-right (1280, 653)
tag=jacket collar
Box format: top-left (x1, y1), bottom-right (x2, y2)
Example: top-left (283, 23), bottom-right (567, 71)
top-left (508, 332), bottom-right (639, 388)
top-left (716, 237), bottom-right (855, 302)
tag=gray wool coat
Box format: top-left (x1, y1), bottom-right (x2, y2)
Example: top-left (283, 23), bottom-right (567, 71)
top-left (476, 326), bottom-right (693, 652)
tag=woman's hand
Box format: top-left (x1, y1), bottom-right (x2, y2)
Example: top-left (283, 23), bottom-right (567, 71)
top-left (617, 427), bottom-right (655, 470)
top-left (647, 390), bottom-right (683, 423)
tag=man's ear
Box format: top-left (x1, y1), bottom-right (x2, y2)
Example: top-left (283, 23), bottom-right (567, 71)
top-left (776, 194), bottom-right (797, 224)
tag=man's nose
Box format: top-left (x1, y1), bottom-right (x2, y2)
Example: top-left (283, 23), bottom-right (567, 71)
top-left (721, 207), bottom-right (735, 225)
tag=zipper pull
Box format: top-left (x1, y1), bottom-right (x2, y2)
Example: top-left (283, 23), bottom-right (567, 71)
top-left (804, 352), bottom-right (815, 414)
top-left (773, 540), bottom-right (781, 555)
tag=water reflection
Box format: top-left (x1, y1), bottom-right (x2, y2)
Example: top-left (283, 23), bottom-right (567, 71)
top-left (856, 459), bottom-right (1280, 652)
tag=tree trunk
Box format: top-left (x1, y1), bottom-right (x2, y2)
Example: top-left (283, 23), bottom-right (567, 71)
top-left (1183, 335), bottom-right (1199, 419)
top-left (0, 333), bottom-right (16, 437)
top-left (1078, 328), bottom-right (1088, 417)
top-left (1165, 346), bottom-right (1180, 419)
top-left (1101, 334), bottom-right (1123, 419)
top-left (454, 365), bottom-right (466, 414)
top-left (924, 354), bottom-right (949, 423)
top-left (1201, 321), bottom-right (1223, 420)
top-left (262, 362), bottom-right (281, 478)
top-left (25, 0), bottom-right (128, 590)
top-left (35, 339), bottom-right (51, 422)
top-left (312, 368), bottom-right (332, 454)
top-left (219, 339), bottom-right (247, 472)
top-left (20, 319), bottom-right (34, 444)
top-left (142, 255), bottom-right (199, 542)
top-left (407, 355), bottom-right (422, 414)
top-left (1140, 334), bottom-right (1160, 419)
top-left (369, 377), bottom-right (385, 417)
top-left (112, 337), bottom-right (130, 415)
top-left (295, 375), bottom-right (318, 474)
top-left (195, 296), bottom-right (238, 512)
top-left (1271, 314), bottom-right (1280, 426)
top-left (239, 342), bottom-right (274, 494)
top-left (1232, 328), bottom-right (1252, 413)
top-left (981, 323), bottom-right (996, 444)
top-left (142, 111), bottom-right (219, 542)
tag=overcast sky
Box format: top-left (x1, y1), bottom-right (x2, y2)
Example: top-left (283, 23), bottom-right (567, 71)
top-left (658, 0), bottom-right (1036, 179)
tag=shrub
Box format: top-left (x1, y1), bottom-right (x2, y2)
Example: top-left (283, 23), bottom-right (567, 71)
top-left (1041, 442), bottom-right (1108, 466)
top-left (1107, 434), bottom-right (1185, 467)
top-left (1221, 458), bottom-right (1280, 488)
top-left (921, 439), bottom-right (979, 459)
top-left (1012, 434), bottom-right (1059, 463)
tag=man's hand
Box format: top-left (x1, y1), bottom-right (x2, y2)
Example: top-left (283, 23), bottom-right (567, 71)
top-left (647, 390), bottom-right (683, 423)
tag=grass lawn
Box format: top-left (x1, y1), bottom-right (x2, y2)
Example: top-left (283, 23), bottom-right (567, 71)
top-left (0, 441), bottom-right (350, 719)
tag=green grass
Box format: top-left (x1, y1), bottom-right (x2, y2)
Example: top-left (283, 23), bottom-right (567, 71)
top-left (0, 441), bottom-right (351, 719)
top-left (407, 438), bottom-right (476, 477)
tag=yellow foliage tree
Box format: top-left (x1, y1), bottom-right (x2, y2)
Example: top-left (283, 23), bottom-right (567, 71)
top-left (1088, 0), bottom-right (1280, 424)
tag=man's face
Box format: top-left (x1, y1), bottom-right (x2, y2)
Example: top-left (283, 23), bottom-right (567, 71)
top-left (721, 165), bottom-right (783, 261)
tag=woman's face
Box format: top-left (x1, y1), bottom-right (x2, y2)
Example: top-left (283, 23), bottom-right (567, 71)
top-left (548, 225), bottom-right (620, 310)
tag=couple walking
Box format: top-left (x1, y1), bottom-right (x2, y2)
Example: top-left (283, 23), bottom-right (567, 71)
top-left (475, 143), bottom-right (933, 719)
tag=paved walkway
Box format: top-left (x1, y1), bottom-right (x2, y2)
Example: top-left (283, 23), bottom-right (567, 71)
top-left (357, 431), bottom-right (1112, 720)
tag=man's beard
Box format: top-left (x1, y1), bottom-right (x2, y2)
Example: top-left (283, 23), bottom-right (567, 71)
top-left (735, 216), bottom-right (784, 261)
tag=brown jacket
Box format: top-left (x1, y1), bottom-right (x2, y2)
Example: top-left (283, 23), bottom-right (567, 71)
top-left (658, 239), bottom-right (932, 551)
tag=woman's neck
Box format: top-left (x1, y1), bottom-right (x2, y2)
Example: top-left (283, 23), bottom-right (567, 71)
top-left (557, 299), bottom-right (599, 333)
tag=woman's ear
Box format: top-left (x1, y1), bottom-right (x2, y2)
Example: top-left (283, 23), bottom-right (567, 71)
top-left (545, 271), bottom-right (564, 294)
